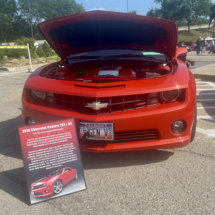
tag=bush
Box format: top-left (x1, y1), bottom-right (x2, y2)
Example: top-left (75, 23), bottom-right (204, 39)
top-left (14, 36), bottom-right (37, 58)
top-left (10, 49), bottom-right (28, 59)
top-left (36, 47), bottom-right (45, 57)
top-left (42, 42), bottom-right (53, 57)
top-left (0, 48), bottom-right (29, 60)
top-left (4, 49), bottom-right (12, 56)
top-left (0, 50), bottom-right (4, 60)
top-left (32, 52), bottom-right (38, 59)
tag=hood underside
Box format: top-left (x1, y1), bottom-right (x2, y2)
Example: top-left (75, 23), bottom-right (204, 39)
top-left (37, 11), bottom-right (178, 60)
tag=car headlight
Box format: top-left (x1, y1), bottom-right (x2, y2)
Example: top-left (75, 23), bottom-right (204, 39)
top-left (31, 90), bottom-right (46, 101)
top-left (159, 90), bottom-right (180, 103)
top-left (42, 183), bottom-right (47, 187)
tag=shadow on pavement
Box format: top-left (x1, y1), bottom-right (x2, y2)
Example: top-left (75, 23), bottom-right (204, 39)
top-left (0, 115), bottom-right (23, 159)
top-left (0, 167), bottom-right (29, 205)
top-left (0, 115), bottom-right (23, 146)
top-left (81, 150), bottom-right (173, 170)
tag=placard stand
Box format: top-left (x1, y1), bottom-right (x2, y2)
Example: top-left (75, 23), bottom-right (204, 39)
top-left (19, 119), bottom-right (86, 205)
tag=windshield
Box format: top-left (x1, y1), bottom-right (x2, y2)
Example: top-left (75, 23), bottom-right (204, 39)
top-left (48, 169), bottom-right (63, 177)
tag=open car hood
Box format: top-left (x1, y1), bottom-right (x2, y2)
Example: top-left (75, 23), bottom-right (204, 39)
top-left (37, 11), bottom-right (178, 60)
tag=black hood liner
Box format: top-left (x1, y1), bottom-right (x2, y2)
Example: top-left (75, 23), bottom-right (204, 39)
top-left (49, 20), bottom-right (168, 54)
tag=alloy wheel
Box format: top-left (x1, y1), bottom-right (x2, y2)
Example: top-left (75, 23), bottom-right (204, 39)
top-left (53, 180), bottom-right (63, 194)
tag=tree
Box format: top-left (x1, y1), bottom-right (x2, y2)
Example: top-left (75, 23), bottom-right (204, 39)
top-left (182, 0), bottom-right (211, 32)
top-left (0, 0), bottom-right (17, 17)
top-left (0, 0), bottom-right (17, 42)
top-left (18, 0), bottom-right (85, 24)
top-left (11, 15), bottom-right (31, 39)
top-left (209, 4), bottom-right (215, 29)
top-left (45, 0), bottom-right (85, 20)
top-left (146, 7), bottom-right (161, 17)
top-left (130, 10), bottom-right (137, 14)
top-left (18, 0), bottom-right (53, 24)
top-left (0, 14), bottom-right (13, 42)
top-left (153, 0), bottom-right (191, 23)
top-left (150, 0), bottom-right (212, 32)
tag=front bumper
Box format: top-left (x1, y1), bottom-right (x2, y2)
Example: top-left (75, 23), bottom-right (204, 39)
top-left (31, 186), bottom-right (53, 197)
top-left (22, 91), bottom-right (195, 152)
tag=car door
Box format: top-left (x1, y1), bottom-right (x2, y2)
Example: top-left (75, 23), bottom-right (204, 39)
top-left (63, 168), bottom-right (71, 185)
top-left (68, 168), bottom-right (74, 182)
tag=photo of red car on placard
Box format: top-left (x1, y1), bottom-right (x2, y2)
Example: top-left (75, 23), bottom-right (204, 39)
top-left (31, 167), bottom-right (78, 197)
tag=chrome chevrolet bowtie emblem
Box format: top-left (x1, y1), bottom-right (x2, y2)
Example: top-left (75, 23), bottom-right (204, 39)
top-left (85, 102), bottom-right (109, 110)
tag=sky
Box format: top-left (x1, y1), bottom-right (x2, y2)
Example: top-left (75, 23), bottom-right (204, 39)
top-left (76, 0), bottom-right (161, 15)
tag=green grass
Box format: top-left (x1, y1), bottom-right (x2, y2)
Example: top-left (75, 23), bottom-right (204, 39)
top-left (178, 27), bottom-right (215, 42)
top-left (0, 58), bottom-right (6, 65)
top-left (45, 55), bottom-right (61, 61)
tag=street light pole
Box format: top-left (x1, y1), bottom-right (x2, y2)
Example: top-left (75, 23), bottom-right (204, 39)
top-left (27, 0), bottom-right (34, 40)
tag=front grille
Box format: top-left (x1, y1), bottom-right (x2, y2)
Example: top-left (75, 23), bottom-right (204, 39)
top-left (34, 192), bottom-right (43, 195)
top-left (50, 94), bottom-right (149, 115)
top-left (80, 130), bottom-right (159, 143)
top-left (32, 184), bottom-right (45, 190)
top-left (29, 89), bottom-right (161, 115)
top-left (114, 130), bottom-right (159, 142)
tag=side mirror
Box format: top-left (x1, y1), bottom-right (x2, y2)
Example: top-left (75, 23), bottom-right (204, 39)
top-left (175, 47), bottom-right (188, 58)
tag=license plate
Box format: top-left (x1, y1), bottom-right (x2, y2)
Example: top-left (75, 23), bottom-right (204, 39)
top-left (31, 191), bottom-right (34, 194)
top-left (79, 122), bottom-right (114, 140)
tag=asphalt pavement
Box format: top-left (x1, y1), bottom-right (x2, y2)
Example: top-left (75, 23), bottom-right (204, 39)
top-left (190, 61), bottom-right (215, 69)
top-left (0, 55), bottom-right (215, 214)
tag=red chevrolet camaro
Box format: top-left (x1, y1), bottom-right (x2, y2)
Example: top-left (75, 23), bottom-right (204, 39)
top-left (22, 11), bottom-right (196, 152)
top-left (31, 167), bottom-right (78, 197)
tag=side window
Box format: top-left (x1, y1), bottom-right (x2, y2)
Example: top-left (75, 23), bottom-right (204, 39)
top-left (65, 168), bottom-right (72, 172)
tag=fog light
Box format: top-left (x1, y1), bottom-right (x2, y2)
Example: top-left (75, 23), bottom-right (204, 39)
top-left (27, 117), bottom-right (36, 125)
top-left (171, 120), bottom-right (186, 133)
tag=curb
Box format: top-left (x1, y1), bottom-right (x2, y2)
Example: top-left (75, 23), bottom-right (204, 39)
top-left (0, 67), bottom-right (16, 72)
top-left (190, 63), bottom-right (215, 81)
top-left (0, 63), bottom-right (49, 73)
top-left (193, 74), bottom-right (215, 81)
top-left (190, 63), bottom-right (215, 73)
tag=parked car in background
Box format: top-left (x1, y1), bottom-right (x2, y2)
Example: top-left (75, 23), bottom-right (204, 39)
top-left (177, 42), bottom-right (193, 52)
top-left (205, 37), bottom-right (215, 50)
top-left (185, 42), bottom-right (196, 50)
top-left (22, 11), bottom-right (196, 152)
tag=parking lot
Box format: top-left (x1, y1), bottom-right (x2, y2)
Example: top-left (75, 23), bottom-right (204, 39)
top-left (1, 57), bottom-right (215, 214)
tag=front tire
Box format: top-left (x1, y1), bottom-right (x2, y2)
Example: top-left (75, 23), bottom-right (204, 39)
top-left (190, 105), bottom-right (197, 142)
top-left (53, 180), bottom-right (63, 195)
